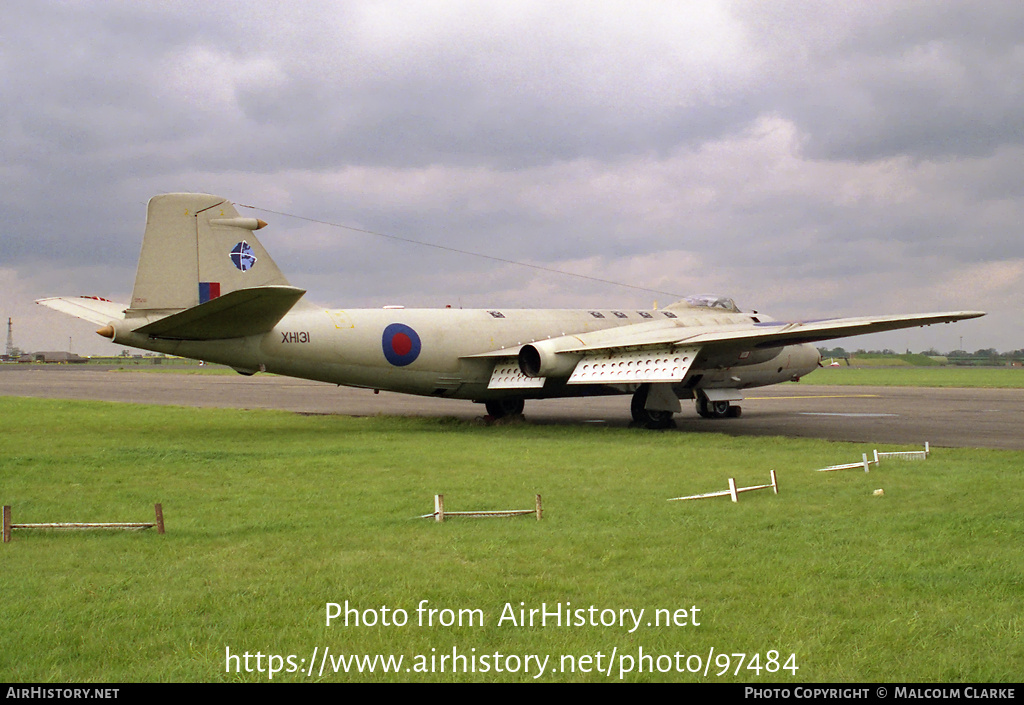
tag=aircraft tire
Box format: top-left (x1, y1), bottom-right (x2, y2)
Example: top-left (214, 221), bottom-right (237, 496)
top-left (696, 395), bottom-right (738, 419)
top-left (710, 400), bottom-right (731, 418)
top-left (485, 397), bottom-right (525, 419)
top-left (631, 385), bottom-right (676, 430)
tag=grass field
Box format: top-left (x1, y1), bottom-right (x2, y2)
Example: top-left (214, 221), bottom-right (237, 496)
top-left (803, 366), bottom-right (1023, 388)
top-left (1, 397), bottom-right (1021, 682)
top-left (829, 353), bottom-right (943, 367)
top-left (13, 357), bottom-right (1022, 387)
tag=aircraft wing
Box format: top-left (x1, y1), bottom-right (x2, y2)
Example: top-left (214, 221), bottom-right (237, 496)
top-left (669, 311), bottom-right (986, 350)
top-left (473, 310), bottom-right (984, 388)
top-left (471, 310), bottom-right (985, 358)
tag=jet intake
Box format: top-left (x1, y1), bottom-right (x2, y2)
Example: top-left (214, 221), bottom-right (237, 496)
top-left (518, 340), bottom-right (583, 378)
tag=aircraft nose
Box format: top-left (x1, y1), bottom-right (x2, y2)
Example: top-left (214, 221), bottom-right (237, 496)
top-left (791, 343), bottom-right (822, 380)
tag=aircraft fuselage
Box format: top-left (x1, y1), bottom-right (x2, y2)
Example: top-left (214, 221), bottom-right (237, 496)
top-left (109, 304), bottom-right (821, 402)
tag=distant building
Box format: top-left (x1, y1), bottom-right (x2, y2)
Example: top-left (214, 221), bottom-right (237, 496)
top-left (18, 351), bottom-right (88, 364)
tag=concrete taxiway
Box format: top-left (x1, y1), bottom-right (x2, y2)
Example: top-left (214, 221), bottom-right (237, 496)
top-left (1, 366), bottom-right (1020, 449)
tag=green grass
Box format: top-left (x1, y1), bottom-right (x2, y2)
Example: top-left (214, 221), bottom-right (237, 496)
top-left (802, 366), bottom-right (1024, 388)
top-left (846, 353), bottom-right (942, 367)
top-left (106, 366), bottom-right (237, 375)
top-left (1, 397), bottom-right (1021, 682)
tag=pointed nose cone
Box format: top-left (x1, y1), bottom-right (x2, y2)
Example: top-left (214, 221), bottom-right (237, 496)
top-left (790, 343), bottom-right (822, 381)
top-left (96, 325), bottom-right (115, 339)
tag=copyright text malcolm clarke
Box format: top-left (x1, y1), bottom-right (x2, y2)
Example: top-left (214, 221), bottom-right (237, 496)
top-left (745, 686), bottom-right (1016, 701)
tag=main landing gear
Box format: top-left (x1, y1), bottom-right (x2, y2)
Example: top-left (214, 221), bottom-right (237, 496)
top-left (484, 397), bottom-right (525, 420)
top-left (630, 384), bottom-right (677, 430)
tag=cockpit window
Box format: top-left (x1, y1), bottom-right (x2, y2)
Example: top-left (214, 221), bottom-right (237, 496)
top-left (682, 295), bottom-right (739, 312)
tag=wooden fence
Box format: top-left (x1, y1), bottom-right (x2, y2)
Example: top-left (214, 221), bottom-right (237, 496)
top-left (3, 504), bottom-right (165, 542)
top-left (421, 494), bottom-right (542, 522)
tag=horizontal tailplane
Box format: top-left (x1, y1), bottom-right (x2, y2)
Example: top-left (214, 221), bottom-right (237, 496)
top-left (36, 296), bottom-right (128, 327)
top-left (132, 285), bottom-right (306, 340)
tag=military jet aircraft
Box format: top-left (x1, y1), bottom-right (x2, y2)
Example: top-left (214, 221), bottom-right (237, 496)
top-left (38, 193), bottom-right (984, 428)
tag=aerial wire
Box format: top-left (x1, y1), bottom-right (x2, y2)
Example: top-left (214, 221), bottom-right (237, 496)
top-left (235, 202), bottom-right (685, 300)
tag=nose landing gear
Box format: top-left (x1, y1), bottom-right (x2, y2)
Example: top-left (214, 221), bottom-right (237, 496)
top-left (696, 394), bottom-right (742, 419)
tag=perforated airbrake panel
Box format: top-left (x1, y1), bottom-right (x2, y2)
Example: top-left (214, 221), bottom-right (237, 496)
top-left (488, 359), bottom-right (546, 389)
top-left (567, 347), bottom-right (700, 384)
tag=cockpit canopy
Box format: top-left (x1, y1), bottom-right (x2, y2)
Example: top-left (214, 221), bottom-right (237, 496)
top-left (674, 295), bottom-right (740, 313)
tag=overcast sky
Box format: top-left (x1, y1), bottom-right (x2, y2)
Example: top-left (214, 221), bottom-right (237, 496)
top-left (3, 1), bottom-right (1020, 355)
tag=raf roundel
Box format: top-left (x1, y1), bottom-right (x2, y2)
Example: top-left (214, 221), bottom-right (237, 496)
top-left (382, 323), bottom-right (422, 367)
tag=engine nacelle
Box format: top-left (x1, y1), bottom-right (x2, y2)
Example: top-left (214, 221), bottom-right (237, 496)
top-left (699, 346), bottom-right (782, 369)
top-left (518, 340), bottom-right (583, 378)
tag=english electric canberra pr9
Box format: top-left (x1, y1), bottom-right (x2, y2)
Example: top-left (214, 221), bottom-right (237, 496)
top-left (39, 194), bottom-right (983, 428)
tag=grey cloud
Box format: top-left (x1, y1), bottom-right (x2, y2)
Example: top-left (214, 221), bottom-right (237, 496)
top-left (3, 1), bottom-right (1021, 353)
top-left (734, 1), bottom-right (1024, 161)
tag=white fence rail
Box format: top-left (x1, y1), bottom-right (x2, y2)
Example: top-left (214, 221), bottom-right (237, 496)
top-left (816, 443), bottom-right (931, 473)
top-left (421, 494), bottom-right (543, 522)
top-left (668, 470), bottom-right (779, 503)
top-left (874, 443), bottom-right (930, 462)
top-left (817, 453), bottom-right (874, 473)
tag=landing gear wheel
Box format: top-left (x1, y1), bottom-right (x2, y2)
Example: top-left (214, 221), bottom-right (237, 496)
top-left (696, 396), bottom-right (741, 419)
top-left (485, 397), bottom-right (525, 419)
top-left (630, 384), bottom-right (677, 430)
top-left (710, 400), bottom-right (731, 417)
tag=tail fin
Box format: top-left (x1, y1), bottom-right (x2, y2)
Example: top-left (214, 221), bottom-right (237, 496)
top-left (130, 193), bottom-right (290, 311)
top-left (39, 193), bottom-right (305, 342)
